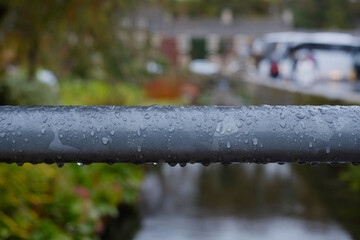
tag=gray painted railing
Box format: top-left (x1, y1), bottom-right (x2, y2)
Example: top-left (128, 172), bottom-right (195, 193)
top-left (0, 105), bottom-right (359, 166)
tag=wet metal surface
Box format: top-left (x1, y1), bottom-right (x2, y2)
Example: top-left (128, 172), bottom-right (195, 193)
top-left (0, 105), bottom-right (360, 165)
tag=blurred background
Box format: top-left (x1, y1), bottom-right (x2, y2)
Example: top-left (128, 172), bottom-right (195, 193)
top-left (0, 0), bottom-right (360, 239)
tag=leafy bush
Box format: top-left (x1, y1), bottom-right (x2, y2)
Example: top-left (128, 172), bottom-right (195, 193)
top-left (60, 79), bottom-right (144, 106)
top-left (59, 78), bottom-right (188, 106)
top-left (0, 75), bottom-right (144, 239)
top-left (341, 165), bottom-right (360, 194)
top-left (0, 163), bottom-right (142, 239)
top-left (0, 71), bottom-right (59, 105)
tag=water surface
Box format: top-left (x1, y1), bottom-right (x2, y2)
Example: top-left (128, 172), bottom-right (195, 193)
top-left (135, 164), bottom-right (352, 240)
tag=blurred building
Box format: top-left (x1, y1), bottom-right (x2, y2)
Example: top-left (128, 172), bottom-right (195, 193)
top-left (122, 5), bottom-right (293, 68)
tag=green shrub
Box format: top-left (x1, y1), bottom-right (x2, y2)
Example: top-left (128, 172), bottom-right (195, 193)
top-left (0, 71), bottom-right (59, 106)
top-left (60, 79), bottom-right (144, 106)
top-left (0, 75), bottom-right (143, 239)
top-left (0, 163), bottom-right (142, 239)
top-left (341, 165), bottom-right (360, 194)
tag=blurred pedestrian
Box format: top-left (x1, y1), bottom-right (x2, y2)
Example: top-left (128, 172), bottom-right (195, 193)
top-left (354, 51), bottom-right (360, 81)
top-left (270, 54), bottom-right (279, 78)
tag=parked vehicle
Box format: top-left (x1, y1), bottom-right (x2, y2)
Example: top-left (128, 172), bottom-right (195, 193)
top-left (256, 32), bottom-right (360, 86)
top-left (257, 32), bottom-right (309, 80)
top-left (292, 48), bottom-right (357, 86)
top-left (188, 59), bottom-right (220, 76)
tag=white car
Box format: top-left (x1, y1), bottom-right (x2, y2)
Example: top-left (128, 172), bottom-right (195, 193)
top-left (257, 32), bottom-right (360, 85)
top-left (189, 59), bottom-right (220, 76)
top-left (257, 32), bottom-right (310, 80)
top-left (290, 34), bottom-right (360, 85)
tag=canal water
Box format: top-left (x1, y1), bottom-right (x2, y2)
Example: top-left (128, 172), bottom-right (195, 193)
top-left (134, 78), bottom-right (357, 240)
top-left (135, 164), bottom-right (352, 240)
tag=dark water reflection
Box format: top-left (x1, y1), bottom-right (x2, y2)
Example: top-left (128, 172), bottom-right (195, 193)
top-left (135, 164), bottom-right (352, 240)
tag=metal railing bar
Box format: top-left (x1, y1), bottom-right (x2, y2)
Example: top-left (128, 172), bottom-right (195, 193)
top-left (0, 105), bottom-right (359, 166)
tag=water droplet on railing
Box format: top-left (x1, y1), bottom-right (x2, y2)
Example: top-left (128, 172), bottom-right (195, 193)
top-left (252, 138), bottom-right (258, 146)
top-left (296, 113), bottom-right (305, 119)
top-left (325, 146), bottom-right (331, 154)
top-left (216, 124), bottom-right (221, 133)
top-left (221, 162), bottom-right (232, 166)
top-left (144, 113), bottom-right (151, 119)
top-left (308, 110), bottom-right (317, 116)
top-left (325, 117), bottom-right (333, 124)
top-left (179, 162), bottom-right (186, 167)
top-left (102, 137), bottom-right (109, 145)
top-left (168, 162), bottom-right (177, 167)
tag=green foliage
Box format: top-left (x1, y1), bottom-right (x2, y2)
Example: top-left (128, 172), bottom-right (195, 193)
top-left (192, 0), bottom-right (265, 17)
top-left (60, 79), bottom-right (144, 106)
top-left (0, 72), bottom-right (147, 240)
top-left (0, 76), bottom-right (145, 239)
top-left (0, 163), bottom-right (142, 239)
top-left (341, 165), bottom-right (360, 194)
top-left (0, 71), bottom-right (58, 105)
top-left (292, 0), bottom-right (353, 29)
top-left (0, 0), bottom-right (145, 81)
top-left (162, 0), bottom-right (270, 17)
